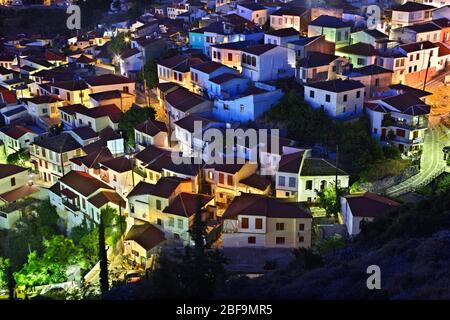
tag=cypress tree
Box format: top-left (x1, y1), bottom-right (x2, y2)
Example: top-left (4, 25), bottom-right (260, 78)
top-left (98, 214), bottom-right (109, 297)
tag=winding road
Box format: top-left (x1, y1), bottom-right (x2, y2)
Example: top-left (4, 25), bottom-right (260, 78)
top-left (386, 124), bottom-right (449, 197)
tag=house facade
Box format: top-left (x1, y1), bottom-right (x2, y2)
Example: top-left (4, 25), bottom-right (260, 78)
top-left (303, 79), bottom-right (365, 118)
top-left (222, 193), bottom-right (313, 248)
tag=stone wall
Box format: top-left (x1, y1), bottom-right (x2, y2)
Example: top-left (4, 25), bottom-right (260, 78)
top-left (360, 165), bottom-right (419, 195)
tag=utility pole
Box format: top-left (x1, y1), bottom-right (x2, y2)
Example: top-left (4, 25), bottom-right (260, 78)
top-left (335, 144), bottom-right (339, 218)
top-left (141, 66), bottom-right (149, 107)
top-left (422, 51), bottom-right (432, 92)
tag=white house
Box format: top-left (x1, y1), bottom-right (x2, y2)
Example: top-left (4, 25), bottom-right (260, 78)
top-left (390, 22), bottom-right (442, 43)
top-left (241, 44), bottom-right (294, 81)
top-left (210, 40), bottom-right (257, 72)
top-left (264, 28), bottom-right (301, 46)
top-left (49, 170), bottom-right (126, 232)
top-left (365, 92), bottom-right (430, 156)
top-left (308, 15), bottom-right (353, 48)
top-left (49, 80), bottom-right (91, 105)
top-left (221, 193), bottom-right (313, 248)
top-left (84, 74), bottom-right (136, 96)
top-left (341, 192), bottom-right (400, 236)
top-left (269, 6), bottom-right (310, 32)
top-left (119, 48), bottom-right (143, 78)
top-left (303, 79), bottom-right (365, 118)
top-left (73, 104), bottom-right (123, 132)
top-left (295, 52), bottom-right (348, 84)
top-left (0, 164), bottom-right (38, 230)
top-left (31, 133), bottom-right (84, 184)
top-left (190, 61), bottom-right (239, 95)
top-left (236, 2), bottom-right (268, 25)
top-left (165, 87), bottom-right (213, 126)
top-left (207, 73), bottom-right (250, 100)
top-left (213, 82), bottom-right (283, 123)
top-left (298, 157), bottom-right (349, 203)
top-left (0, 125), bottom-right (39, 155)
top-left (134, 119), bottom-right (169, 150)
top-left (390, 1), bottom-right (436, 28)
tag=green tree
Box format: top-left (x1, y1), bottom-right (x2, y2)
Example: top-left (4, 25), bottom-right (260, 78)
top-left (316, 185), bottom-right (344, 217)
top-left (316, 234), bottom-right (347, 255)
top-left (118, 106), bottom-right (156, 146)
top-left (436, 174), bottom-right (450, 195)
top-left (289, 248), bottom-right (323, 271)
top-left (108, 32), bottom-right (132, 58)
top-left (13, 235), bottom-right (89, 287)
top-left (0, 257), bottom-right (9, 290)
top-left (383, 144), bottom-right (401, 159)
top-left (138, 48), bottom-right (179, 88)
top-left (35, 200), bottom-right (60, 235)
top-left (101, 206), bottom-right (126, 247)
top-left (6, 149), bottom-right (30, 167)
top-left (140, 59), bottom-right (159, 89)
top-left (98, 212), bottom-right (109, 297)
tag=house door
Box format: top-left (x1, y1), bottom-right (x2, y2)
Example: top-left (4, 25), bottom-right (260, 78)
top-left (381, 128), bottom-right (386, 140)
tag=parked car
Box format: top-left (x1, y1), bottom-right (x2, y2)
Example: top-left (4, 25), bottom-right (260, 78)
top-left (125, 270), bottom-right (144, 284)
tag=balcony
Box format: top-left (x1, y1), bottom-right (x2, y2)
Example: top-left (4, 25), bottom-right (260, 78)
top-left (306, 71), bottom-right (329, 83)
top-left (63, 200), bottom-right (80, 212)
top-left (382, 115), bottom-right (428, 131)
top-left (390, 135), bottom-right (424, 145)
top-left (133, 167), bottom-right (147, 179)
top-left (222, 219), bottom-right (239, 233)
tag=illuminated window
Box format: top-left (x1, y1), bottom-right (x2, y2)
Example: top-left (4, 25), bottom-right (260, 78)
top-left (255, 218), bottom-right (263, 229)
top-left (241, 217), bottom-right (249, 228)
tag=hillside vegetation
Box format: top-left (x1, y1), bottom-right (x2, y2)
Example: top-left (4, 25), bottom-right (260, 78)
top-left (218, 190), bottom-right (450, 299)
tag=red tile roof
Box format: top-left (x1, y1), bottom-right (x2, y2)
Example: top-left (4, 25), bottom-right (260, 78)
top-left (344, 192), bottom-right (400, 218)
top-left (99, 156), bottom-right (132, 173)
top-left (75, 104), bottom-right (123, 122)
top-left (0, 124), bottom-right (34, 139)
top-left (135, 119), bottom-right (168, 136)
top-left (241, 44), bottom-right (277, 56)
top-left (163, 192), bottom-right (213, 218)
top-left (58, 170), bottom-right (113, 197)
top-left (223, 193), bottom-right (312, 219)
top-left (88, 190), bottom-right (126, 209)
top-left (125, 223), bottom-right (165, 251)
top-left (0, 164), bottom-right (28, 179)
top-left (84, 74), bottom-right (134, 87)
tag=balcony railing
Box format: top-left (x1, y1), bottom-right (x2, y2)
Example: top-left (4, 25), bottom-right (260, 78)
top-left (390, 135), bottom-right (424, 145)
top-left (382, 116), bottom-right (428, 130)
top-left (63, 200), bottom-right (80, 212)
